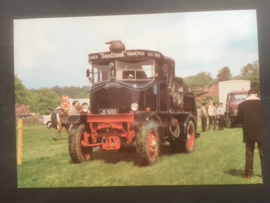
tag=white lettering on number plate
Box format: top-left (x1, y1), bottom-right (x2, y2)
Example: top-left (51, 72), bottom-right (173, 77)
top-left (99, 109), bottom-right (118, 114)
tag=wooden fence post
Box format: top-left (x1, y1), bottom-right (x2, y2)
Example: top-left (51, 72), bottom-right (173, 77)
top-left (17, 119), bottom-right (23, 165)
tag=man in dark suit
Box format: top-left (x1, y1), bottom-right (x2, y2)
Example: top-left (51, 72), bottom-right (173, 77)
top-left (237, 89), bottom-right (262, 179)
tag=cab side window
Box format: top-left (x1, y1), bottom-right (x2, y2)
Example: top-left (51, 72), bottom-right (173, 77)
top-left (227, 94), bottom-right (231, 102)
top-left (159, 64), bottom-right (168, 81)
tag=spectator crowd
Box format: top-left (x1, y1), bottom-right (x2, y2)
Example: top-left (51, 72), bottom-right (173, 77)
top-left (200, 101), bottom-right (224, 132)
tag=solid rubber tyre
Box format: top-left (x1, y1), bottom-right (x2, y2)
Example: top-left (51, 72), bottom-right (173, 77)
top-left (68, 124), bottom-right (93, 163)
top-left (184, 120), bottom-right (195, 153)
top-left (136, 121), bottom-right (160, 166)
top-left (170, 120), bottom-right (195, 153)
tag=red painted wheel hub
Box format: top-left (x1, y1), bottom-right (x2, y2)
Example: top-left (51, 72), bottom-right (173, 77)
top-left (148, 129), bottom-right (157, 159)
top-left (80, 131), bottom-right (90, 159)
top-left (187, 126), bottom-right (194, 149)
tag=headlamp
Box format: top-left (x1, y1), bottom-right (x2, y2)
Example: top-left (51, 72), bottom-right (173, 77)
top-left (131, 103), bottom-right (138, 111)
top-left (82, 104), bottom-right (89, 113)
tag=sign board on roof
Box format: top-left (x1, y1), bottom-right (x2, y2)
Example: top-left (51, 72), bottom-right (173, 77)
top-left (88, 50), bottom-right (163, 62)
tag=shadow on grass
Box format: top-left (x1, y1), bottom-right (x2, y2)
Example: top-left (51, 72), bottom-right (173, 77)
top-left (68, 143), bottom-right (185, 166)
top-left (224, 169), bottom-right (246, 177)
top-left (90, 149), bottom-right (141, 166)
top-left (224, 169), bottom-right (262, 178)
top-left (159, 144), bottom-right (174, 156)
top-left (69, 144), bottom-right (176, 166)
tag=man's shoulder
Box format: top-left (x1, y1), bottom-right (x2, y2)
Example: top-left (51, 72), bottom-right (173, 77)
top-left (241, 98), bottom-right (260, 105)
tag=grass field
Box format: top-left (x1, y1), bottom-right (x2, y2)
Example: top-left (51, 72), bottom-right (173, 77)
top-left (17, 123), bottom-right (263, 188)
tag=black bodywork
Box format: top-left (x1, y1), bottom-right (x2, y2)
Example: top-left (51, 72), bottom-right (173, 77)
top-left (83, 47), bottom-right (204, 143)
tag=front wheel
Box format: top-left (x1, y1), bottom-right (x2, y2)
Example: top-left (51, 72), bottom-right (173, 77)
top-left (225, 114), bottom-right (232, 128)
top-left (136, 121), bottom-right (160, 166)
top-left (68, 124), bottom-right (93, 163)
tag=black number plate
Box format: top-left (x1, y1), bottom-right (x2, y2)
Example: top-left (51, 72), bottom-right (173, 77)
top-left (99, 109), bottom-right (119, 115)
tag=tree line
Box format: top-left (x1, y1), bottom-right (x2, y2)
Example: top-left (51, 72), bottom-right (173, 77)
top-left (15, 75), bottom-right (90, 115)
top-left (184, 61), bottom-right (259, 107)
top-left (51, 85), bottom-right (90, 99)
top-left (15, 60), bottom-right (259, 114)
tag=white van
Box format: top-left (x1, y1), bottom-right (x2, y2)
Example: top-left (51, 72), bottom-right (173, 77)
top-left (42, 107), bottom-right (61, 129)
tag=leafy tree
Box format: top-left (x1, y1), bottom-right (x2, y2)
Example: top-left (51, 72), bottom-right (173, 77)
top-left (34, 88), bottom-right (61, 114)
top-left (216, 66), bottom-right (232, 82)
top-left (184, 72), bottom-right (213, 91)
top-left (14, 75), bottom-right (35, 110)
top-left (233, 61), bottom-right (260, 93)
top-left (207, 79), bottom-right (217, 88)
top-left (196, 94), bottom-right (219, 108)
top-left (51, 85), bottom-right (90, 99)
top-left (84, 93), bottom-right (90, 98)
top-left (15, 103), bottom-right (31, 117)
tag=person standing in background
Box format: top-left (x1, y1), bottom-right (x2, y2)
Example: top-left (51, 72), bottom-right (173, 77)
top-left (69, 100), bottom-right (81, 131)
top-left (50, 108), bottom-right (58, 129)
top-left (69, 100), bottom-right (80, 115)
top-left (208, 101), bottom-right (214, 131)
top-left (213, 102), bottom-right (218, 130)
top-left (237, 89), bottom-right (262, 179)
top-left (217, 102), bottom-right (224, 130)
top-left (53, 104), bottom-right (70, 141)
top-left (200, 102), bottom-right (208, 132)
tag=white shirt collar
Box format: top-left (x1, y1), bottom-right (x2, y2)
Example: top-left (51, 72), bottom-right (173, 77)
top-left (244, 95), bottom-right (260, 101)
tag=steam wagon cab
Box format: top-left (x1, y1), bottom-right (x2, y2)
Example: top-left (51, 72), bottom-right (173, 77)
top-left (68, 41), bottom-right (204, 166)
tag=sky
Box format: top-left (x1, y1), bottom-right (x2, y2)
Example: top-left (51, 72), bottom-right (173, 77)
top-left (14, 10), bottom-right (259, 89)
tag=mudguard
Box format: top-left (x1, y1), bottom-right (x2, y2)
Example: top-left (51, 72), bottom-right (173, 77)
top-left (134, 112), bottom-right (165, 143)
top-left (134, 112), bottom-right (161, 123)
top-left (69, 114), bottom-right (90, 133)
top-left (178, 114), bottom-right (200, 140)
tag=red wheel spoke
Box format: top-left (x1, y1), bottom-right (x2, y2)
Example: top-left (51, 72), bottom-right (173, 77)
top-left (187, 126), bottom-right (194, 149)
top-left (79, 130), bottom-right (91, 159)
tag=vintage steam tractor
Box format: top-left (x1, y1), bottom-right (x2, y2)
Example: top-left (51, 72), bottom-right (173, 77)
top-left (68, 41), bottom-right (204, 166)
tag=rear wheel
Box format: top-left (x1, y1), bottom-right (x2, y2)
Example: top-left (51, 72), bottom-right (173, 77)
top-left (170, 120), bottom-right (195, 153)
top-left (68, 124), bottom-right (93, 163)
top-left (136, 121), bottom-right (160, 166)
top-left (184, 120), bottom-right (195, 153)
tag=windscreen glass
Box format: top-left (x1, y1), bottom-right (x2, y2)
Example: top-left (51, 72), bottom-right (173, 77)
top-left (231, 94), bottom-right (247, 102)
top-left (116, 60), bottom-right (155, 80)
top-left (92, 61), bottom-right (111, 83)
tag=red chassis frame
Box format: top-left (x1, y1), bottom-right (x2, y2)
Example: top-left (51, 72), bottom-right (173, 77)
top-left (81, 112), bottom-right (135, 150)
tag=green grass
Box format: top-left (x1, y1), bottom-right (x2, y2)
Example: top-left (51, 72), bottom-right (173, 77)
top-left (17, 124), bottom-right (263, 188)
